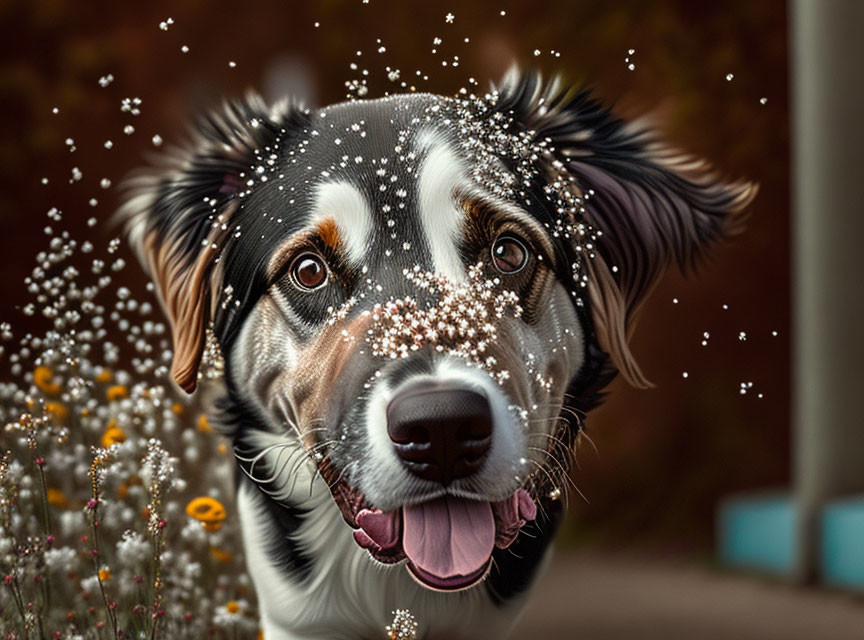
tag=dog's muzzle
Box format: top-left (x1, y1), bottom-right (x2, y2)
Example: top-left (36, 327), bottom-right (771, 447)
top-left (340, 381), bottom-right (537, 592)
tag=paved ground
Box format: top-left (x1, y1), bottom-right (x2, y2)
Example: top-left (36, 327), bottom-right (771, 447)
top-left (510, 552), bottom-right (864, 639)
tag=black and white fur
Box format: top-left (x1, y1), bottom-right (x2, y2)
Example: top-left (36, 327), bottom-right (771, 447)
top-left (121, 69), bottom-right (755, 639)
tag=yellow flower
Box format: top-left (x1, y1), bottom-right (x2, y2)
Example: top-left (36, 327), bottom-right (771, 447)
top-left (46, 488), bottom-right (68, 509)
top-left (106, 385), bottom-right (128, 401)
top-left (171, 403), bottom-right (184, 415)
top-left (34, 366), bottom-right (61, 395)
top-left (185, 496), bottom-right (226, 526)
top-left (226, 601), bottom-right (240, 614)
top-left (209, 546), bottom-right (234, 563)
top-left (101, 426), bottom-right (126, 448)
top-left (98, 569), bottom-right (111, 582)
top-left (95, 368), bottom-right (113, 383)
top-left (44, 402), bottom-right (69, 422)
top-left (197, 413), bottom-right (212, 433)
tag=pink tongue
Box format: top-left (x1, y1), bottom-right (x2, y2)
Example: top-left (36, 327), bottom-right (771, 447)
top-left (402, 496), bottom-right (495, 581)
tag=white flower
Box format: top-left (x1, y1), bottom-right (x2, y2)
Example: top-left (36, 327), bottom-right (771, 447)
top-left (45, 547), bottom-right (78, 573)
top-left (116, 530), bottom-right (150, 565)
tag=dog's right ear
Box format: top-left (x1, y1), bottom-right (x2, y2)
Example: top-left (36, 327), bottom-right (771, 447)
top-left (119, 94), bottom-right (305, 393)
top-left (491, 69), bottom-right (757, 389)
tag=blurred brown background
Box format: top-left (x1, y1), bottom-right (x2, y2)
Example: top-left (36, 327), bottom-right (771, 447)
top-left (0, 0), bottom-right (788, 557)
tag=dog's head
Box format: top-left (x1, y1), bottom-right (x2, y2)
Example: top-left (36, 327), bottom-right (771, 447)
top-left (122, 69), bottom-right (754, 591)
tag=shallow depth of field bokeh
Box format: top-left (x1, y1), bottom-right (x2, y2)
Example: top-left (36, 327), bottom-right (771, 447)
top-left (0, 0), bottom-right (792, 636)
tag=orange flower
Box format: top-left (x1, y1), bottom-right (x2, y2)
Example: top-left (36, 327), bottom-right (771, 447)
top-left (117, 484), bottom-right (129, 500)
top-left (33, 366), bottom-right (61, 395)
top-left (203, 522), bottom-right (223, 532)
top-left (101, 426), bottom-right (126, 448)
top-left (106, 385), bottom-right (128, 401)
top-left (185, 496), bottom-right (226, 526)
top-left (44, 402), bottom-right (68, 422)
top-left (46, 488), bottom-right (68, 508)
top-left (95, 368), bottom-right (113, 383)
top-left (225, 601), bottom-right (240, 614)
top-left (98, 569), bottom-right (111, 582)
top-left (197, 413), bottom-right (212, 433)
top-left (217, 443), bottom-right (228, 455)
top-left (171, 403), bottom-right (184, 415)
top-left (209, 546), bottom-right (234, 563)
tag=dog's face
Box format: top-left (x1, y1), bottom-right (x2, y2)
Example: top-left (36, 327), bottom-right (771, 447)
top-left (122, 70), bottom-right (754, 592)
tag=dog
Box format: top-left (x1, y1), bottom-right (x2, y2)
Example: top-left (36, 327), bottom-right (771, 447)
top-left (120, 68), bottom-right (755, 639)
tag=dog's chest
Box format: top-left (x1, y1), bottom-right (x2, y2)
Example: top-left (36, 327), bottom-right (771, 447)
top-left (237, 481), bottom-right (523, 640)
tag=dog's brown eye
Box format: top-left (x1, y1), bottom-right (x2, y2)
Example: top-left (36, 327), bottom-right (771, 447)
top-left (291, 253), bottom-right (327, 290)
top-left (491, 235), bottom-right (528, 274)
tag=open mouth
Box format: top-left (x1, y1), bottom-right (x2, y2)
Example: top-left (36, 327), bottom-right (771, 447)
top-left (344, 488), bottom-right (537, 591)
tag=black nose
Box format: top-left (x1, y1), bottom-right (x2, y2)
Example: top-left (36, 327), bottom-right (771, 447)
top-left (386, 385), bottom-right (493, 485)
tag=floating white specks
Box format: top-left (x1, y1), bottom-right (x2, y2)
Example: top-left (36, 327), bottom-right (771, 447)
top-left (100, 178), bottom-right (111, 189)
top-left (726, 73), bottom-right (734, 81)
top-left (88, 198), bottom-right (98, 207)
top-left (98, 74), bottom-right (114, 88)
top-left (181, 45), bottom-right (189, 53)
top-left (123, 125), bottom-right (135, 135)
top-left (104, 140), bottom-right (113, 149)
top-left (158, 17), bottom-right (174, 31)
top-left (625, 49), bottom-right (636, 71)
top-left (120, 97), bottom-right (141, 116)
top-left (738, 331), bottom-right (747, 341)
top-left (51, 107), bottom-right (59, 114)
top-left (682, 372), bottom-right (689, 378)
top-left (228, 61), bottom-right (237, 68)
top-left (69, 167), bottom-right (82, 183)
top-left (771, 330), bottom-right (778, 337)
top-left (151, 134), bottom-right (163, 147)
top-left (65, 138), bottom-right (76, 152)
top-left (672, 298), bottom-right (679, 304)
top-left (445, 12), bottom-right (455, 23)
top-left (533, 49), bottom-right (541, 56)
top-left (760, 97), bottom-right (768, 105)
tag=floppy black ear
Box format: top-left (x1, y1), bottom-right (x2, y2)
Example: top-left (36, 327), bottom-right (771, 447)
top-left (119, 93), bottom-right (307, 393)
top-left (492, 69), bottom-right (757, 388)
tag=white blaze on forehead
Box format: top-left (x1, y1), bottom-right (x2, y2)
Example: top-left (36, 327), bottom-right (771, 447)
top-left (417, 134), bottom-right (471, 281)
top-left (311, 181), bottom-right (372, 264)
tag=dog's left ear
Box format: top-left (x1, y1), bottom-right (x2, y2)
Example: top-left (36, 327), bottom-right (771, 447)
top-left (119, 94), bottom-right (306, 393)
top-left (492, 69), bottom-right (757, 388)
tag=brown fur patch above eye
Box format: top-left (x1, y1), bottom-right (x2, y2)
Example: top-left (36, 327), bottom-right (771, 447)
top-left (266, 217), bottom-right (347, 285)
top-left (315, 217), bottom-right (343, 253)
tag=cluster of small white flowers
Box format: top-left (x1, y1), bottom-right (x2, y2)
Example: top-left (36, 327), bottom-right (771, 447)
top-left (0, 208), bottom-right (255, 636)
